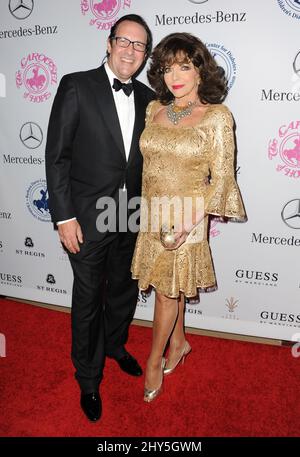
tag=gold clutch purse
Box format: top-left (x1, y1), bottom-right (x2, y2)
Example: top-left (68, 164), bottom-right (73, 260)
top-left (159, 225), bottom-right (177, 250)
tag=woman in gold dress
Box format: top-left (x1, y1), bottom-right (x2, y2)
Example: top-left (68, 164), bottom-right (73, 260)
top-left (131, 33), bottom-right (246, 402)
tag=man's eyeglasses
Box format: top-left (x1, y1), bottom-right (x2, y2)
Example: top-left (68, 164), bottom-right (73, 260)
top-left (112, 36), bottom-right (147, 52)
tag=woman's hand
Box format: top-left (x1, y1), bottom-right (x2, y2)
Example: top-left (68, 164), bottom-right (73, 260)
top-left (172, 230), bottom-right (189, 249)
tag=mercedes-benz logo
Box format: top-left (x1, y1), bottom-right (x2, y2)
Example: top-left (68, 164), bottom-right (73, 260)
top-left (281, 199), bottom-right (300, 229)
top-left (293, 50), bottom-right (300, 77)
top-left (188, 0), bottom-right (208, 3)
top-left (9, 0), bottom-right (34, 20)
top-left (19, 122), bottom-right (43, 149)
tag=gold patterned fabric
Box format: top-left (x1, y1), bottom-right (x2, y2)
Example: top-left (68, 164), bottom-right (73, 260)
top-left (131, 100), bottom-right (246, 298)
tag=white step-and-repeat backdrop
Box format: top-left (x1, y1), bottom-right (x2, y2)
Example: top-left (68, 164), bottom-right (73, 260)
top-left (0, 0), bottom-right (299, 341)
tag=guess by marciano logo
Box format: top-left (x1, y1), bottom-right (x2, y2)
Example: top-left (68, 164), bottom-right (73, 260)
top-left (260, 310), bottom-right (300, 328)
top-left (81, 0), bottom-right (131, 30)
top-left (15, 53), bottom-right (57, 103)
top-left (268, 120), bottom-right (300, 178)
top-left (235, 269), bottom-right (279, 287)
top-left (0, 272), bottom-right (22, 287)
top-left (137, 291), bottom-right (149, 309)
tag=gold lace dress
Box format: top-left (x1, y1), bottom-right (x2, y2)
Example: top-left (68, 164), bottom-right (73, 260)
top-left (131, 100), bottom-right (246, 298)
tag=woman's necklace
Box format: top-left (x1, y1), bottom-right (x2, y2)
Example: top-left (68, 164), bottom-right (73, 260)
top-left (166, 100), bottom-right (197, 125)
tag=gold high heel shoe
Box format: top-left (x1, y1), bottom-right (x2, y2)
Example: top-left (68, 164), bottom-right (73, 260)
top-left (163, 341), bottom-right (191, 375)
top-left (144, 357), bottom-right (166, 403)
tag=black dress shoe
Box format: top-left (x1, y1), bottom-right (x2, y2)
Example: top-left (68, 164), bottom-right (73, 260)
top-left (116, 353), bottom-right (143, 376)
top-left (80, 391), bottom-right (102, 422)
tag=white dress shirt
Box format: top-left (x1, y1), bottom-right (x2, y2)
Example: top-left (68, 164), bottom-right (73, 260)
top-left (57, 63), bottom-right (135, 225)
top-left (104, 62), bottom-right (135, 161)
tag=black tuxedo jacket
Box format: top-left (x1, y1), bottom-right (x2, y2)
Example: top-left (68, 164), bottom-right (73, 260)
top-left (45, 65), bottom-right (155, 240)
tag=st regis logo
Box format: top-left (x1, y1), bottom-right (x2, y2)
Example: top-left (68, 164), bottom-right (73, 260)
top-left (268, 120), bottom-right (300, 178)
top-left (81, 0), bottom-right (131, 30)
top-left (15, 52), bottom-right (57, 103)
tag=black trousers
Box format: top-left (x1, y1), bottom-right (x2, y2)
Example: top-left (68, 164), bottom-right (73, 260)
top-left (68, 231), bottom-right (138, 394)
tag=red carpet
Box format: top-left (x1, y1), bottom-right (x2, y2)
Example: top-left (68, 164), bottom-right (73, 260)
top-left (0, 298), bottom-right (299, 437)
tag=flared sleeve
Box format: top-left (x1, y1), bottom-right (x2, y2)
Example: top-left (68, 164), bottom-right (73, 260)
top-left (204, 105), bottom-right (246, 221)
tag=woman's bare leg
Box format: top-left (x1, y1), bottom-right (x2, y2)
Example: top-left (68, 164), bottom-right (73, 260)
top-left (165, 292), bottom-right (189, 369)
top-left (145, 291), bottom-right (178, 390)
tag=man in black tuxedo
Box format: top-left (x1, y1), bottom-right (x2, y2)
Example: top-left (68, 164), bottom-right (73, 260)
top-left (45, 14), bottom-right (154, 422)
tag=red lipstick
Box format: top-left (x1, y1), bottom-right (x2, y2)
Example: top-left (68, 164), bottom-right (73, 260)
top-left (172, 84), bottom-right (184, 90)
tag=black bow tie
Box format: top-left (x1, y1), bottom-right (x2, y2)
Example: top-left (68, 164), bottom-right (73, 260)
top-left (112, 78), bottom-right (133, 96)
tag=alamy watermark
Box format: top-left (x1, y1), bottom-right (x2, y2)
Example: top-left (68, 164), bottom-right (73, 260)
top-left (96, 191), bottom-right (205, 241)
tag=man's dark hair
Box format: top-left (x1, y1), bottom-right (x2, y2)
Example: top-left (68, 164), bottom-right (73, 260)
top-left (107, 14), bottom-right (152, 59)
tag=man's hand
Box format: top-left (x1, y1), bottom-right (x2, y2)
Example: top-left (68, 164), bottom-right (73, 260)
top-left (58, 220), bottom-right (83, 254)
